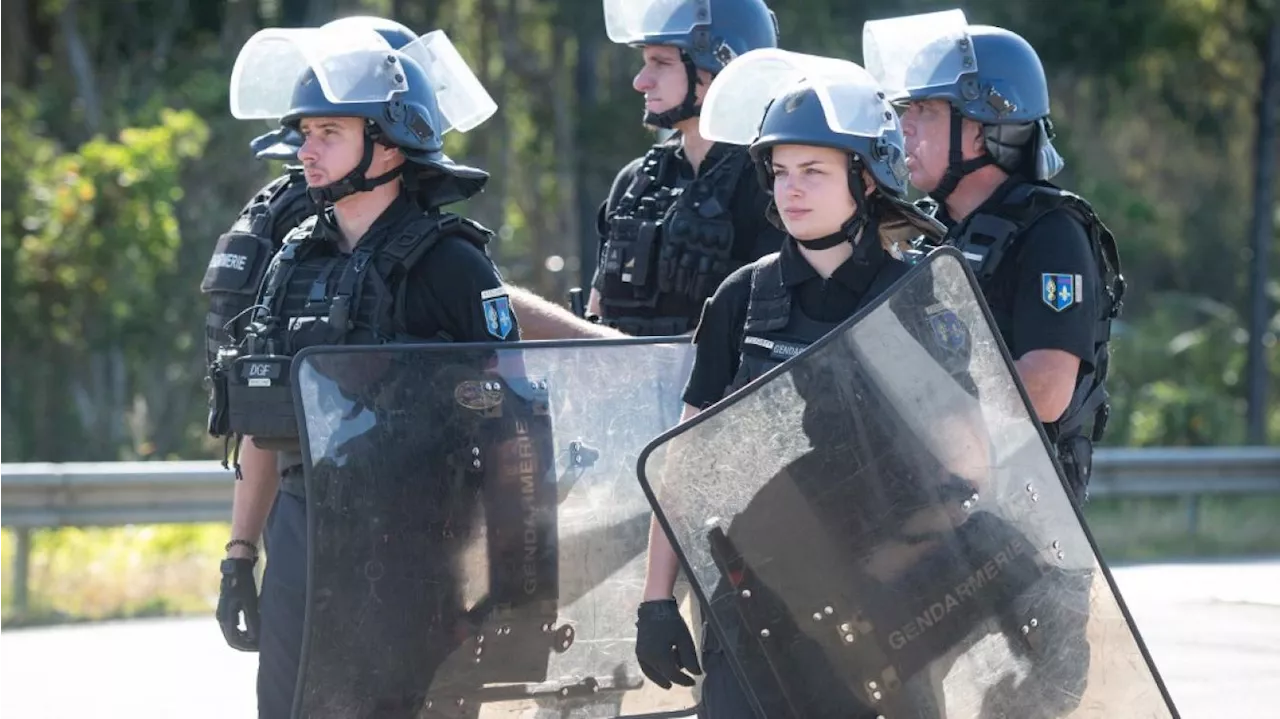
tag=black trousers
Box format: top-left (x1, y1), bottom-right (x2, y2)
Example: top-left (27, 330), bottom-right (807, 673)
top-left (256, 491), bottom-right (307, 719)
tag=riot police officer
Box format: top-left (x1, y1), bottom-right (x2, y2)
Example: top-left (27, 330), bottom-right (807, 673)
top-left (864, 9), bottom-right (1124, 502)
top-left (210, 25), bottom-right (515, 718)
top-left (632, 51), bottom-right (952, 718)
top-left (200, 16), bottom-right (427, 374)
top-left (585, 0), bottom-right (787, 336)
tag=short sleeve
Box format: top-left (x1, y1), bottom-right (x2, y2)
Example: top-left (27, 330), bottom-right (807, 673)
top-left (681, 265), bottom-right (753, 409)
top-left (1010, 209), bottom-right (1099, 368)
top-left (406, 236), bottom-right (521, 343)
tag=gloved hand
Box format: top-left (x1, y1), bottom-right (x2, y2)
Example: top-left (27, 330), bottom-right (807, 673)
top-left (635, 599), bottom-right (701, 689)
top-left (216, 558), bottom-right (261, 651)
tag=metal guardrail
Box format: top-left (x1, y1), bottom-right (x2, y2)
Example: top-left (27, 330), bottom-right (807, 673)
top-left (2, 448), bottom-right (1278, 612)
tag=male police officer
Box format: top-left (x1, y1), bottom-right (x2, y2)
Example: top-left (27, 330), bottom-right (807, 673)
top-left (864, 10), bottom-right (1123, 501)
top-left (574, 0), bottom-right (786, 337)
top-left (200, 16), bottom-right (430, 374)
top-left (210, 26), bottom-right (517, 718)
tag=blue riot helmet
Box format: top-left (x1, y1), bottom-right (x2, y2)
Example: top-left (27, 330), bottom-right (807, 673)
top-left (604, 0), bottom-right (779, 128)
top-left (750, 83), bottom-right (908, 199)
top-left (700, 49), bottom-right (935, 244)
top-left (246, 17), bottom-right (419, 162)
top-left (230, 27), bottom-right (497, 207)
top-left (863, 9), bottom-right (1065, 200)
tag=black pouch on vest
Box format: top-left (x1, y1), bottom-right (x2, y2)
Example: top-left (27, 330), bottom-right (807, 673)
top-left (226, 354), bottom-right (299, 451)
top-left (206, 347), bottom-right (238, 438)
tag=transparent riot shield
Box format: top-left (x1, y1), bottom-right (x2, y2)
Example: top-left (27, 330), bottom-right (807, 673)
top-left (292, 338), bottom-right (699, 718)
top-left (638, 249), bottom-right (1180, 719)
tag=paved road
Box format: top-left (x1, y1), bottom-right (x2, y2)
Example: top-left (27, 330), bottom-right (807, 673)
top-left (2, 560), bottom-right (1277, 718)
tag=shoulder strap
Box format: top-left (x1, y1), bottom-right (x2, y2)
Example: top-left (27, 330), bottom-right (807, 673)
top-left (376, 212), bottom-right (493, 276)
top-left (617, 145), bottom-right (678, 215)
top-left (696, 146), bottom-right (752, 215)
top-left (743, 254), bottom-right (790, 334)
top-left (950, 182), bottom-right (1068, 283)
top-left (374, 212), bottom-right (496, 339)
top-left (258, 216), bottom-right (325, 318)
top-left (235, 169), bottom-right (312, 243)
top-left (264, 168), bottom-right (315, 246)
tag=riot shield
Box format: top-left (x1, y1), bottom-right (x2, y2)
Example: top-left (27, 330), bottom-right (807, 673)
top-left (292, 338), bottom-right (699, 718)
top-left (638, 249), bottom-right (1179, 719)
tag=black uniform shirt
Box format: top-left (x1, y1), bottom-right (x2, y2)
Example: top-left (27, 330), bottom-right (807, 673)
top-left (682, 231), bottom-right (906, 409)
top-left (590, 141), bottom-right (786, 292)
top-left (310, 192), bottom-right (520, 344)
top-left (943, 177), bottom-right (1098, 371)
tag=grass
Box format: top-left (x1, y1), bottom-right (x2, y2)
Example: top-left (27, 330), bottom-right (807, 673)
top-left (2, 495), bottom-right (1278, 627)
top-left (1082, 494), bottom-right (1280, 562)
top-left (1, 523), bottom-right (228, 628)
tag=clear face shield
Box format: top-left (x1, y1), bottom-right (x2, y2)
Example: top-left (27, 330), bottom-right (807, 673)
top-left (862, 9), bottom-right (975, 102)
top-left (699, 48), bottom-right (897, 146)
top-left (602, 0), bottom-right (711, 44)
top-left (229, 27), bottom-right (495, 135)
top-left (229, 27), bottom-right (407, 120)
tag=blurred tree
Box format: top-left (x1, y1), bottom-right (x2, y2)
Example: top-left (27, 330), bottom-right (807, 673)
top-left (0, 0), bottom-right (1274, 460)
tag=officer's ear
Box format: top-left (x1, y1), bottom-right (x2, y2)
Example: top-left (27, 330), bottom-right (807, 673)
top-left (861, 169), bottom-right (878, 197)
top-left (373, 143), bottom-right (406, 171)
top-left (961, 117), bottom-right (987, 159)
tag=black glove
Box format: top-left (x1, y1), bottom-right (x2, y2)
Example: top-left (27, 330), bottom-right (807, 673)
top-left (635, 599), bottom-right (701, 689)
top-left (216, 558), bottom-right (261, 651)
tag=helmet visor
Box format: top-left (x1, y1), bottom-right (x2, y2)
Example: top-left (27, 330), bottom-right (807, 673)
top-left (701, 48), bottom-right (896, 145)
top-left (398, 30), bottom-right (497, 133)
top-left (863, 9), bottom-right (975, 100)
top-left (603, 0), bottom-right (711, 44)
top-left (230, 27), bottom-right (407, 120)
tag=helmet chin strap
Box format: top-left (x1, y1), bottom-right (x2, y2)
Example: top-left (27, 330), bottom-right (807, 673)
top-left (307, 126), bottom-right (404, 205)
top-left (642, 53), bottom-right (702, 129)
top-left (928, 108), bottom-right (995, 203)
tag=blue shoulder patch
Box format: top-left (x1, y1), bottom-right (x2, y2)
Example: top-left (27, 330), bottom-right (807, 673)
top-left (1042, 273), bottom-right (1082, 312)
top-left (481, 288), bottom-right (514, 339)
top-left (927, 307), bottom-right (968, 353)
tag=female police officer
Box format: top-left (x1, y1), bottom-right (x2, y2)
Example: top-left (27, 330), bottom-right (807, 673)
top-left (211, 26), bottom-right (517, 717)
top-left (632, 50), bottom-right (948, 717)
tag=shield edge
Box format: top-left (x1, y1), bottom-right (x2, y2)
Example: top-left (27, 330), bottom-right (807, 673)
top-left (632, 246), bottom-right (1181, 719)
top-left (288, 335), bottom-right (696, 719)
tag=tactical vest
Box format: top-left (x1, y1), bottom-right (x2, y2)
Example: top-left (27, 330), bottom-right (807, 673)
top-left (598, 143), bottom-right (751, 336)
top-left (200, 168), bottom-right (313, 368)
top-left (207, 210), bottom-right (493, 457)
top-left (725, 251), bottom-right (907, 396)
top-left (948, 182), bottom-right (1123, 444)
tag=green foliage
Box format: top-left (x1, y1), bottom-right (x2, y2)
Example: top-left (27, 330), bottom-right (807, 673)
top-left (1083, 494), bottom-right (1280, 562)
top-left (0, 0), bottom-right (1275, 460)
top-left (1, 524), bottom-right (228, 624)
top-left (4, 107), bottom-right (208, 348)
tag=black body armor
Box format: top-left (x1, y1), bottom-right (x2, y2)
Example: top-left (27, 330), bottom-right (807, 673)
top-left (725, 251), bottom-right (906, 396)
top-left (200, 169), bottom-right (314, 368)
top-left (598, 143), bottom-right (751, 336)
top-left (207, 211), bottom-right (492, 454)
top-left (946, 182), bottom-right (1124, 500)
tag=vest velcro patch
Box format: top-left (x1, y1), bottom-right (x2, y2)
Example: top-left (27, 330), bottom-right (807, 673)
top-left (1042, 273), bottom-right (1082, 312)
top-left (201, 231), bottom-right (268, 295)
